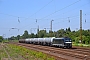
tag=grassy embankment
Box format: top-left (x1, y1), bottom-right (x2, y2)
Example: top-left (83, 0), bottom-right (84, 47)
top-left (72, 42), bottom-right (90, 47)
top-left (0, 43), bottom-right (55, 60)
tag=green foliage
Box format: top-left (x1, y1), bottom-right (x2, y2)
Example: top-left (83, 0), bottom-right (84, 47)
top-left (7, 44), bottom-right (55, 60)
top-left (72, 43), bottom-right (90, 47)
top-left (8, 27), bottom-right (90, 45)
top-left (79, 44), bottom-right (83, 47)
top-left (38, 30), bottom-right (47, 38)
top-left (75, 37), bottom-right (79, 43)
top-left (0, 36), bottom-right (3, 42)
top-left (66, 27), bottom-right (71, 32)
top-left (17, 35), bottom-right (20, 40)
top-left (30, 33), bottom-right (35, 38)
top-left (2, 40), bottom-right (9, 43)
top-left (22, 30), bottom-right (29, 38)
top-left (0, 44), bottom-right (8, 59)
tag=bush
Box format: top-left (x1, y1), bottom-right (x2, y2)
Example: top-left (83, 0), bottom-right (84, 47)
top-left (75, 37), bottom-right (79, 43)
top-left (85, 41), bottom-right (89, 45)
top-left (79, 44), bottom-right (83, 47)
top-left (75, 43), bottom-right (78, 46)
top-left (0, 39), bottom-right (2, 42)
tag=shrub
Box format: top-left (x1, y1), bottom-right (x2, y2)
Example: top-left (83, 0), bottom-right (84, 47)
top-left (75, 43), bottom-right (78, 46)
top-left (79, 44), bottom-right (83, 47)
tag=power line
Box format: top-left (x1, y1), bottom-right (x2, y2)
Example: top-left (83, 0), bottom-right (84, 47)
top-left (49, 0), bottom-right (90, 19)
top-left (24, 0), bottom-right (54, 20)
top-left (23, 0), bottom-right (81, 30)
top-left (0, 0), bottom-right (80, 21)
top-left (20, 13), bottom-right (90, 30)
top-left (40, 0), bottom-right (81, 20)
top-left (52, 13), bottom-right (90, 26)
top-left (0, 12), bottom-right (26, 19)
top-left (0, 0), bottom-right (53, 20)
top-left (0, 0), bottom-right (54, 30)
top-left (1, 0), bottom-right (90, 32)
top-left (39, 0), bottom-right (90, 24)
top-left (1, 0), bottom-right (89, 22)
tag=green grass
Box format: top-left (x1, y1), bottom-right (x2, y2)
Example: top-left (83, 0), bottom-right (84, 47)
top-left (72, 42), bottom-right (90, 47)
top-left (0, 49), bottom-right (8, 58)
top-left (0, 43), bottom-right (55, 60)
top-left (2, 40), bottom-right (9, 43)
top-left (12, 40), bottom-right (19, 42)
top-left (8, 44), bottom-right (55, 60)
top-left (0, 43), bottom-right (8, 60)
top-left (8, 40), bottom-right (19, 42)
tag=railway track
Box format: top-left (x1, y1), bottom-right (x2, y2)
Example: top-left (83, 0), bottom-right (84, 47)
top-left (12, 43), bottom-right (90, 60)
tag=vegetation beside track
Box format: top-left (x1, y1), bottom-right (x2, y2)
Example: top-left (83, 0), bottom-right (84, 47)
top-left (7, 28), bottom-right (90, 45)
top-left (0, 43), bottom-right (55, 60)
top-left (72, 42), bottom-right (90, 47)
top-left (0, 44), bottom-right (8, 60)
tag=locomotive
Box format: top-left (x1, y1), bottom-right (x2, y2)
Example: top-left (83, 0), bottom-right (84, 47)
top-left (19, 37), bottom-right (72, 48)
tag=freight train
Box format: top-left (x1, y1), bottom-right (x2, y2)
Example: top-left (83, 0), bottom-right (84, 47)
top-left (19, 37), bottom-right (72, 48)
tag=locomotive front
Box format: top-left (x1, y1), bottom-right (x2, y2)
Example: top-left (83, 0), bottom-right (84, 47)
top-left (64, 37), bottom-right (72, 48)
top-left (52, 37), bottom-right (72, 48)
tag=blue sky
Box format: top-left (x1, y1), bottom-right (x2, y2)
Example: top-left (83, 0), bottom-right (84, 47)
top-left (0, 0), bottom-right (90, 38)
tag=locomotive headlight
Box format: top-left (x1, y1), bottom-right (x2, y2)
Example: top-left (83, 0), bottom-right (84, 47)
top-left (65, 42), bottom-right (72, 43)
top-left (70, 40), bottom-right (71, 41)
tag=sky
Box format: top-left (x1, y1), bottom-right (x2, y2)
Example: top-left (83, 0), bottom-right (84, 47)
top-left (0, 0), bottom-right (90, 38)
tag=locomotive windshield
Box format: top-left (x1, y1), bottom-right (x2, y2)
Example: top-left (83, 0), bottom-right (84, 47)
top-left (53, 38), bottom-right (64, 44)
top-left (64, 38), bottom-right (72, 42)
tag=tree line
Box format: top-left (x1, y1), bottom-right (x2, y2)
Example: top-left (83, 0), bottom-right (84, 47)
top-left (1, 27), bottom-right (90, 44)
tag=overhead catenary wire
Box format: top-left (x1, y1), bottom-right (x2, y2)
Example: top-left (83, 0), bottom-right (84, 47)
top-left (0, 0), bottom-right (88, 22)
top-left (46, 1), bottom-right (90, 20)
top-left (0, 0), bottom-right (80, 21)
top-left (26, 0), bottom-right (54, 19)
top-left (0, 0), bottom-right (54, 21)
top-left (32, 0), bottom-right (81, 29)
top-left (20, 12), bottom-right (90, 30)
top-left (0, 0), bottom-right (54, 34)
top-left (14, 0), bottom-right (54, 29)
top-left (0, 0), bottom-right (89, 22)
top-left (20, 0), bottom-right (81, 29)
top-left (0, 12), bottom-right (26, 19)
top-left (40, 0), bottom-right (81, 20)
top-left (52, 13), bottom-right (89, 26)
top-left (41, 1), bottom-right (90, 29)
top-left (1, 0), bottom-right (90, 36)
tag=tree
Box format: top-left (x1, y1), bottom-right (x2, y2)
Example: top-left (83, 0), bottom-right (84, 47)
top-left (9, 28), bottom-right (90, 44)
top-left (17, 35), bottom-right (20, 40)
top-left (8, 36), bottom-right (15, 40)
top-left (30, 33), bottom-right (35, 38)
top-left (49, 30), bottom-right (54, 37)
top-left (22, 30), bottom-right (29, 38)
top-left (75, 37), bottom-right (79, 43)
top-left (57, 29), bottom-right (66, 37)
top-left (82, 35), bottom-right (90, 44)
top-left (38, 30), bottom-right (47, 38)
top-left (67, 27), bottom-right (71, 32)
top-left (0, 36), bottom-right (3, 42)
